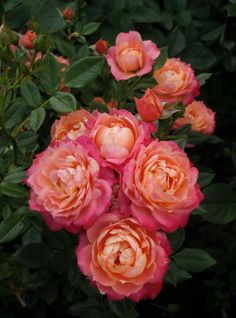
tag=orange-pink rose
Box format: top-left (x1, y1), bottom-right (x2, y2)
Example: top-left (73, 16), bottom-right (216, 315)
top-left (135, 88), bottom-right (163, 122)
top-left (51, 109), bottom-right (91, 142)
top-left (122, 140), bottom-right (204, 232)
top-left (76, 214), bottom-right (170, 301)
top-left (153, 58), bottom-right (199, 104)
top-left (26, 140), bottom-right (112, 233)
top-left (87, 109), bottom-right (154, 167)
top-left (174, 100), bottom-right (216, 135)
top-left (106, 31), bottom-right (160, 80)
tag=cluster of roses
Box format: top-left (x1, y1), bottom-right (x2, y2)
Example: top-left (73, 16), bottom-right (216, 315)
top-left (26, 31), bottom-right (215, 302)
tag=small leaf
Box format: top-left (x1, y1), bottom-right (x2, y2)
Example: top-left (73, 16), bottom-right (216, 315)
top-left (0, 215), bottom-right (29, 243)
top-left (197, 73), bottom-right (212, 86)
top-left (29, 107), bottom-right (46, 132)
top-left (198, 172), bottom-right (215, 188)
top-left (0, 182), bottom-right (28, 198)
top-left (164, 261), bottom-right (191, 286)
top-left (154, 46), bottom-right (168, 71)
top-left (20, 80), bottom-right (42, 108)
top-left (12, 243), bottom-right (51, 269)
top-left (167, 30), bottom-right (186, 56)
top-left (108, 299), bottom-right (139, 318)
top-left (202, 183), bottom-right (236, 224)
top-left (22, 226), bottom-right (42, 245)
top-left (49, 92), bottom-right (77, 113)
top-left (168, 228), bottom-right (185, 252)
top-left (4, 167), bottom-right (26, 184)
top-left (232, 143), bottom-right (236, 169)
top-left (82, 22), bottom-right (100, 35)
top-left (173, 248), bottom-right (216, 273)
top-left (64, 56), bottom-right (104, 88)
top-left (39, 52), bottom-right (60, 95)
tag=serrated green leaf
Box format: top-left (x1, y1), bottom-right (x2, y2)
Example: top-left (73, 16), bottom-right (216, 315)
top-left (82, 22), bottom-right (100, 35)
top-left (20, 80), bottom-right (42, 108)
top-left (202, 183), bottom-right (236, 224)
top-left (198, 172), bottom-right (215, 188)
top-left (64, 56), bottom-right (104, 88)
top-left (29, 107), bottom-right (46, 132)
top-left (197, 73), bottom-right (212, 86)
top-left (154, 46), bottom-right (168, 71)
top-left (0, 215), bottom-right (29, 243)
top-left (12, 243), bottom-right (51, 269)
top-left (39, 52), bottom-right (60, 95)
top-left (173, 248), bottom-right (216, 273)
top-left (49, 92), bottom-right (77, 113)
top-left (0, 182), bottom-right (28, 198)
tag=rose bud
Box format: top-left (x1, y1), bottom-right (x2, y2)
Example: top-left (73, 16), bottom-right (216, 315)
top-left (18, 30), bottom-right (37, 49)
top-left (135, 88), bottom-right (163, 122)
top-left (63, 7), bottom-right (73, 21)
top-left (95, 39), bottom-right (109, 54)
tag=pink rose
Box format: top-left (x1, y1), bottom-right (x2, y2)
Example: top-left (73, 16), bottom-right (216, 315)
top-left (153, 58), bottom-right (199, 104)
top-left (51, 109), bottom-right (91, 142)
top-left (135, 88), bottom-right (163, 122)
top-left (76, 214), bottom-right (170, 301)
top-left (26, 140), bottom-right (113, 232)
top-left (122, 140), bottom-right (204, 232)
top-left (87, 109), bottom-right (154, 168)
top-left (174, 100), bottom-right (216, 135)
top-left (106, 31), bottom-right (160, 80)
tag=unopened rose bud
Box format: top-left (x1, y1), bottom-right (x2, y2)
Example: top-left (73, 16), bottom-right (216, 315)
top-left (135, 88), bottom-right (163, 122)
top-left (63, 7), bottom-right (73, 21)
top-left (95, 39), bottom-right (108, 54)
top-left (18, 30), bottom-right (37, 49)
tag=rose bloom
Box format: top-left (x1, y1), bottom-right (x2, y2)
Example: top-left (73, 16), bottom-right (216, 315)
top-left (26, 140), bottom-right (112, 233)
top-left (122, 140), bottom-right (204, 232)
top-left (87, 109), bottom-right (154, 167)
top-left (153, 58), bottom-right (199, 104)
top-left (106, 31), bottom-right (159, 80)
top-left (76, 214), bottom-right (170, 301)
top-left (51, 109), bottom-right (91, 142)
top-left (18, 30), bottom-right (37, 49)
top-left (135, 88), bottom-right (163, 122)
top-left (174, 101), bottom-right (216, 135)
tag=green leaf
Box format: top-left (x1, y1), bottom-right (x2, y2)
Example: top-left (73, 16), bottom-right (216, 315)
top-left (12, 243), bottom-right (51, 269)
top-left (232, 143), bottom-right (236, 168)
top-left (29, 107), bottom-right (46, 132)
top-left (197, 73), bottom-right (212, 86)
top-left (39, 52), bottom-right (60, 95)
top-left (168, 228), bottom-right (185, 252)
top-left (22, 226), bottom-right (42, 245)
top-left (0, 215), bottom-right (29, 243)
top-left (0, 263), bottom-right (12, 280)
top-left (70, 298), bottom-right (101, 316)
top-left (20, 80), bottom-right (42, 108)
top-left (36, 0), bottom-right (66, 33)
top-left (202, 183), bottom-right (236, 224)
top-left (49, 92), bottom-right (77, 113)
top-left (201, 26), bottom-right (222, 42)
top-left (168, 30), bottom-right (186, 56)
top-left (198, 172), bottom-right (215, 188)
top-left (154, 46), bottom-right (168, 71)
top-left (4, 167), bottom-right (26, 184)
top-left (188, 131), bottom-right (221, 145)
top-left (191, 206), bottom-right (208, 215)
top-left (164, 261), bottom-right (191, 286)
top-left (181, 43), bottom-right (216, 70)
top-left (0, 182), bottom-right (28, 198)
top-left (82, 22), bottom-right (101, 35)
top-left (17, 131), bottom-right (38, 147)
top-left (173, 248), bottom-right (216, 273)
top-left (108, 299), bottom-right (139, 318)
top-left (64, 56), bottom-right (104, 88)
top-left (226, 3), bottom-right (236, 17)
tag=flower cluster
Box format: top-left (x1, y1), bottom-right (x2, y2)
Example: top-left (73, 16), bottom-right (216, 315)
top-left (26, 30), bottom-right (216, 302)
